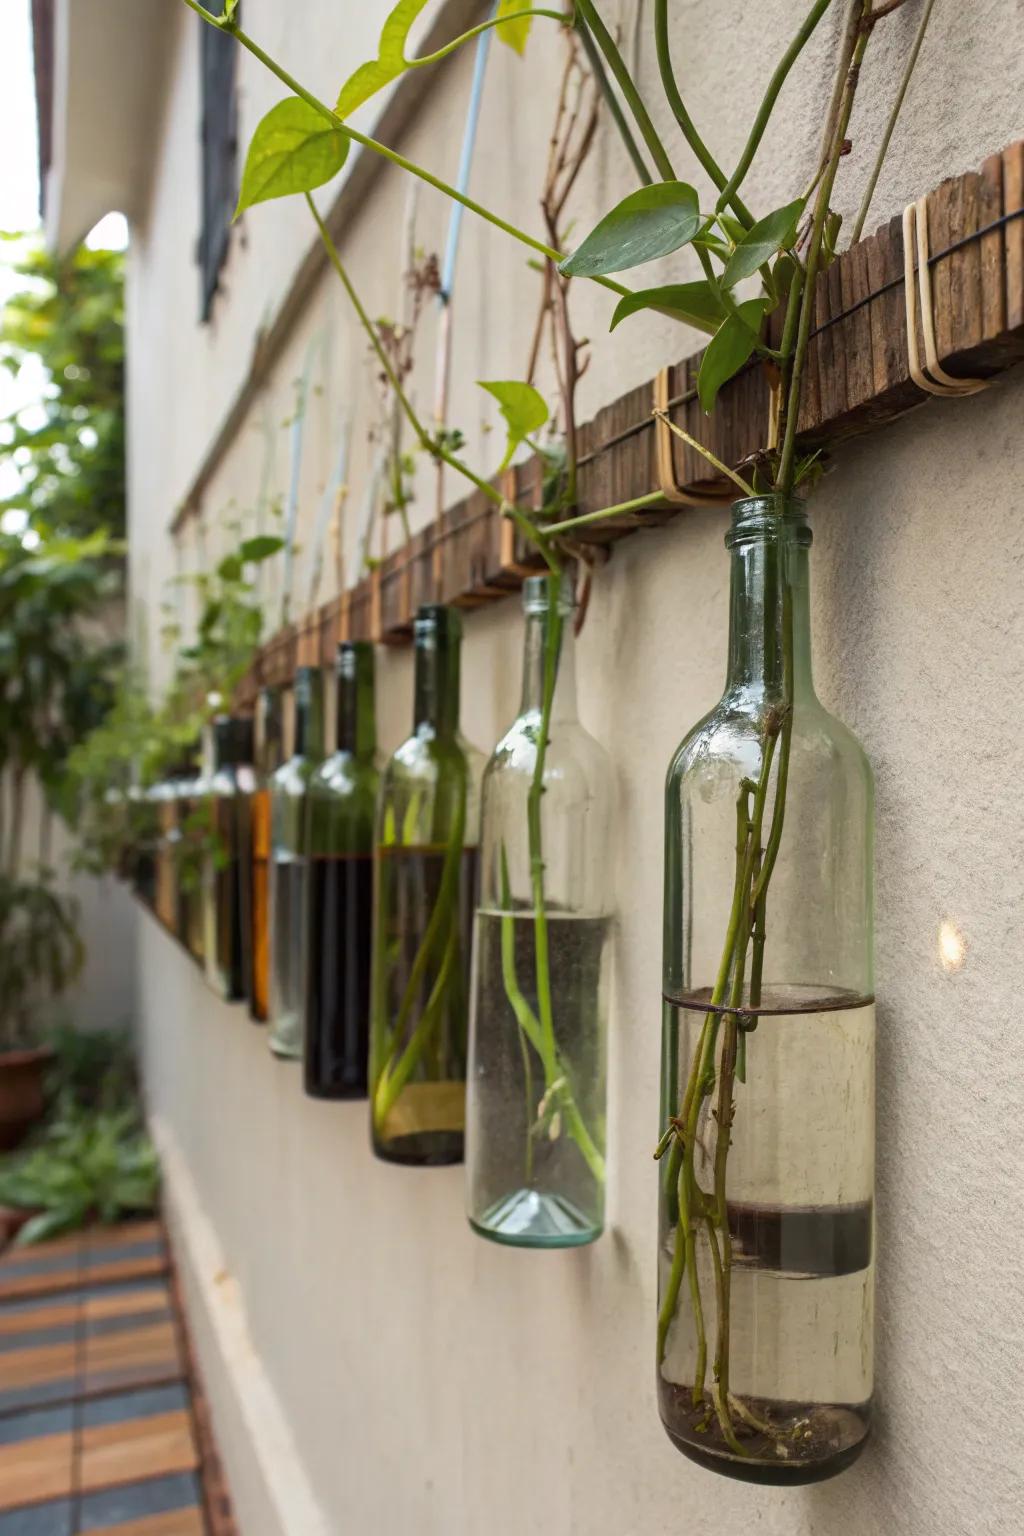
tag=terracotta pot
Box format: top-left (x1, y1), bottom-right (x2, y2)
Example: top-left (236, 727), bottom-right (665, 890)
top-left (0, 1048), bottom-right (54, 1152)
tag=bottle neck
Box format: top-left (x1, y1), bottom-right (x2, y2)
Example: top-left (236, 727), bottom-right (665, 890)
top-left (213, 718), bottom-right (254, 771)
top-left (520, 601), bottom-right (578, 721)
top-left (293, 668), bottom-right (324, 759)
top-left (335, 646), bottom-right (376, 759)
top-left (724, 500), bottom-right (815, 702)
top-left (256, 689), bottom-right (284, 776)
top-left (414, 633), bottom-right (461, 738)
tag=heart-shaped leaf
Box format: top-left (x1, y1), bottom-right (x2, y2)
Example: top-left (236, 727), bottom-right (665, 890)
top-left (495, 0), bottom-right (535, 53)
top-left (610, 281), bottom-right (725, 336)
top-left (236, 98), bottom-right (349, 215)
top-left (697, 299), bottom-right (768, 414)
top-left (239, 535), bottom-right (286, 564)
top-left (559, 182), bottom-right (701, 278)
top-left (722, 198), bottom-right (804, 288)
top-left (336, 0), bottom-right (430, 119)
top-left (479, 380), bottom-right (549, 470)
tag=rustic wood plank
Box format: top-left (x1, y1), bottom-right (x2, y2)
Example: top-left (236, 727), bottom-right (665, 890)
top-left (1004, 140), bottom-right (1023, 335)
top-left (79, 1410), bottom-right (198, 1495)
top-left (87, 1513), bottom-right (205, 1536)
top-left (0, 1428), bottom-right (73, 1511)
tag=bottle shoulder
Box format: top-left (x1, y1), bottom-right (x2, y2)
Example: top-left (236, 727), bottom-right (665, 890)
top-left (486, 713), bottom-right (611, 784)
top-left (666, 692), bottom-right (871, 792)
top-left (309, 751), bottom-right (380, 799)
top-left (269, 754), bottom-right (315, 797)
top-left (386, 729), bottom-right (474, 781)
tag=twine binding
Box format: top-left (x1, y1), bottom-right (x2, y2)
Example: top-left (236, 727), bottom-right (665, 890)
top-left (903, 197), bottom-right (989, 398)
top-left (653, 369), bottom-right (734, 505)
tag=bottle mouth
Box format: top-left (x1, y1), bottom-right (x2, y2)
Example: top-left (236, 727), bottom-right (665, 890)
top-left (414, 603), bottom-right (462, 644)
top-left (522, 571), bottom-right (576, 616)
top-left (336, 640), bottom-right (373, 679)
top-left (725, 494), bottom-right (812, 549)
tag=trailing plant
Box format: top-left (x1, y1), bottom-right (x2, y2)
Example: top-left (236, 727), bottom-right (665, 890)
top-left (0, 1100), bottom-right (159, 1246)
top-left (67, 525), bottom-right (284, 882)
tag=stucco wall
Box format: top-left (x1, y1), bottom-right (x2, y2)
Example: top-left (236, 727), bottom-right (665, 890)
top-left (124, 3), bottom-right (1024, 1533)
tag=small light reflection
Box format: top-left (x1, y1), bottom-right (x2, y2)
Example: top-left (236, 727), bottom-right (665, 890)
top-left (938, 920), bottom-right (966, 973)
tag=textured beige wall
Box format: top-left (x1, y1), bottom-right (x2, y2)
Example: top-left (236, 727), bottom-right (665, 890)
top-left (126, 3), bottom-right (1024, 1532)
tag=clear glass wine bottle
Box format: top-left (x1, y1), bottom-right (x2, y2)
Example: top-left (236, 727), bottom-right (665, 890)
top-left (268, 666), bottom-right (323, 1059)
top-left (466, 572), bottom-right (613, 1246)
top-left (657, 496), bottom-right (874, 1484)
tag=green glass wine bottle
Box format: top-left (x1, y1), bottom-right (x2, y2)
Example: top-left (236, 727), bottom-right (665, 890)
top-left (248, 686), bottom-right (283, 1023)
top-left (203, 716), bottom-right (255, 1003)
top-left (369, 605), bottom-right (481, 1165)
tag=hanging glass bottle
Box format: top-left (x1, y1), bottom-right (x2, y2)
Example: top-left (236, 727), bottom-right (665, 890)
top-left (248, 687), bottom-right (283, 1023)
top-left (369, 605), bottom-right (481, 1165)
top-left (174, 738), bottom-right (208, 965)
top-left (268, 665), bottom-right (323, 1059)
top-left (304, 642), bottom-right (379, 1099)
top-left (152, 770), bottom-right (179, 933)
top-left (466, 572), bottom-right (613, 1247)
top-left (202, 716), bottom-right (255, 1002)
top-left (657, 495), bottom-right (874, 1484)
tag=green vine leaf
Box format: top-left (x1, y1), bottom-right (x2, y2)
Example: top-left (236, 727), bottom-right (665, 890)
top-left (336, 0), bottom-right (430, 119)
top-left (697, 299), bottom-right (768, 414)
top-left (559, 182), bottom-right (701, 278)
top-left (609, 281), bottom-right (725, 336)
top-left (239, 535), bottom-right (285, 563)
top-left (479, 380), bottom-right (549, 470)
top-left (495, 0), bottom-right (535, 53)
top-left (722, 198), bottom-right (804, 289)
top-left (236, 98), bottom-right (349, 215)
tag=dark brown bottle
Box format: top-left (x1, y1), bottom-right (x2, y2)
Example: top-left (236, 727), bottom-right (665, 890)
top-left (304, 643), bottom-right (378, 1098)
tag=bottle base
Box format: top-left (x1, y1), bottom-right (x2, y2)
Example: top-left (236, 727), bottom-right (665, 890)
top-left (372, 1130), bottom-right (464, 1167)
top-left (305, 1079), bottom-right (368, 1101)
top-left (469, 1187), bottom-right (602, 1249)
top-left (659, 1382), bottom-right (871, 1486)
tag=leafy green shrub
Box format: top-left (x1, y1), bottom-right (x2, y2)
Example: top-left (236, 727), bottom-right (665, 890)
top-left (0, 1101), bottom-right (159, 1246)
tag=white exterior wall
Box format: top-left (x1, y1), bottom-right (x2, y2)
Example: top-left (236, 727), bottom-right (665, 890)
top-left (124, 4), bottom-right (1024, 1533)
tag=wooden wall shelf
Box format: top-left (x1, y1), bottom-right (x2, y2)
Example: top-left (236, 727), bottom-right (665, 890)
top-left (234, 140), bottom-right (1023, 707)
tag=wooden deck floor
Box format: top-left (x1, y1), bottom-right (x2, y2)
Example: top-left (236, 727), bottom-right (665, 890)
top-left (0, 1221), bottom-right (235, 1536)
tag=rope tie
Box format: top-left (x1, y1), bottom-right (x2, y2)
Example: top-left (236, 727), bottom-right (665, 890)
top-left (653, 369), bottom-right (734, 505)
top-left (903, 197), bottom-right (989, 398)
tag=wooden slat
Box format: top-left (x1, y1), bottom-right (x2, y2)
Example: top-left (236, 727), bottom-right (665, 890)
top-left (86, 1513), bottom-right (205, 1536)
top-left (79, 1410), bottom-right (198, 1495)
top-left (0, 1428), bottom-right (73, 1511)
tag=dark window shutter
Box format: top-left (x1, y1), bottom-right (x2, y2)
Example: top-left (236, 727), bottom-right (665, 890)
top-left (198, 16), bottom-right (239, 321)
